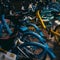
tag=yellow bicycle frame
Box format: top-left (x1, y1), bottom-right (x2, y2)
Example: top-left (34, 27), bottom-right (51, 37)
top-left (36, 10), bottom-right (60, 37)
top-left (0, 48), bottom-right (7, 54)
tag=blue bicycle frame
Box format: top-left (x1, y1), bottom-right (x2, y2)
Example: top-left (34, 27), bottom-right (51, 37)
top-left (1, 14), bottom-right (13, 35)
top-left (19, 42), bottom-right (56, 59)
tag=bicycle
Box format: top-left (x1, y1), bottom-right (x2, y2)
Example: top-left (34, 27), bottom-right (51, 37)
top-left (0, 38), bottom-right (56, 60)
top-left (0, 15), bottom-right (56, 59)
top-left (0, 1), bottom-right (56, 60)
top-left (36, 10), bottom-right (60, 45)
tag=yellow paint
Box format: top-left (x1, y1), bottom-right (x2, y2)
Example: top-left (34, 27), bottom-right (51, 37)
top-left (36, 10), bottom-right (46, 29)
top-left (36, 10), bottom-right (60, 36)
top-left (51, 29), bottom-right (60, 36)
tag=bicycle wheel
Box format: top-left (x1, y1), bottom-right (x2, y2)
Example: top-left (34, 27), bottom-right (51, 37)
top-left (22, 31), bottom-right (45, 44)
top-left (16, 42), bottom-right (55, 60)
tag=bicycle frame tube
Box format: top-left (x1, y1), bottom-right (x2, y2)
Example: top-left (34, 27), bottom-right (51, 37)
top-left (51, 29), bottom-right (60, 36)
top-left (36, 10), bottom-right (60, 37)
top-left (22, 31), bottom-right (46, 44)
top-left (26, 23), bottom-right (44, 36)
top-left (0, 48), bottom-right (7, 54)
top-left (1, 14), bottom-right (13, 35)
top-left (47, 48), bottom-right (56, 59)
top-left (19, 42), bottom-right (56, 59)
top-left (36, 10), bottom-right (46, 29)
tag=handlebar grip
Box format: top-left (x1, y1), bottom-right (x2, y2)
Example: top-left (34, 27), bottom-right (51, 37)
top-left (1, 14), bottom-right (13, 35)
